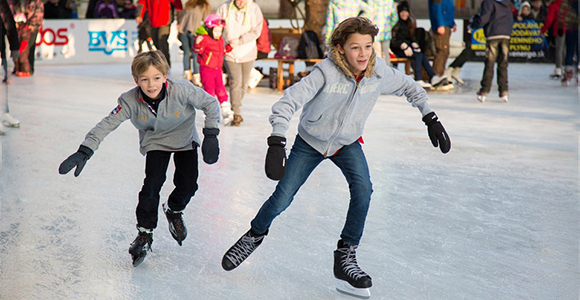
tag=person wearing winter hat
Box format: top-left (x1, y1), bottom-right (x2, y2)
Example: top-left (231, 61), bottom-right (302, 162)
top-left (194, 14), bottom-right (235, 125)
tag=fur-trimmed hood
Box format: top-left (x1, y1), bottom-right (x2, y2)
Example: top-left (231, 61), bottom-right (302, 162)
top-left (328, 45), bottom-right (377, 79)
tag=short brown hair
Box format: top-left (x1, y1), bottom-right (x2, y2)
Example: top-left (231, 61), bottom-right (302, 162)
top-left (131, 50), bottom-right (170, 78)
top-left (330, 17), bottom-right (379, 48)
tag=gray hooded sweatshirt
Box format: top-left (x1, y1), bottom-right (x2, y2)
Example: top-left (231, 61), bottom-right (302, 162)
top-left (270, 47), bottom-right (432, 157)
top-left (81, 79), bottom-right (220, 155)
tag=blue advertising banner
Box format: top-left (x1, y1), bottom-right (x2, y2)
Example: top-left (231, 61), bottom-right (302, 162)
top-left (471, 20), bottom-right (550, 62)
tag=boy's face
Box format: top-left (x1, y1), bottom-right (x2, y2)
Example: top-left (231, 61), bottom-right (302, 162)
top-left (134, 65), bottom-right (167, 99)
top-left (337, 33), bottom-right (374, 76)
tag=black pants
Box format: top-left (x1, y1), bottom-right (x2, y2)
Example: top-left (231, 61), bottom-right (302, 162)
top-left (137, 150), bottom-right (198, 229)
top-left (151, 25), bottom-right (171, 66)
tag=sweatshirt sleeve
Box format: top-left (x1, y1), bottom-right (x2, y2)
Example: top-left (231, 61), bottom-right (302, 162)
top-left (381, 67), bottom-right (432, 117)
top-left (81, 97), bottom-right (132, 152)
top-left (471, 0), bottom-right (492, 29)
top-left (269, 67), bottom-right (326, 137)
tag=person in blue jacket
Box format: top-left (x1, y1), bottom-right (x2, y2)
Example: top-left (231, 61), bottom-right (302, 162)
top-left (220, 17), bottom-right (451, 299)
top-left (470, 0), bottom-right (514, 102)
top-left (428, 0), bottom-right (456, 88)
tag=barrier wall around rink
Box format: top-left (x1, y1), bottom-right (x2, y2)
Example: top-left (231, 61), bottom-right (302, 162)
top-left (28, 19), bottom-right (182, 65)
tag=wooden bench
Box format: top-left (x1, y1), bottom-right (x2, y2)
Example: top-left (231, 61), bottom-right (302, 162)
top-left (259, 56), bottom-right (429, 91)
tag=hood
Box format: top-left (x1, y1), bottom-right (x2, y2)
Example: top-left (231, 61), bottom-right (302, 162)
top-left (328, 45), bottom-right (376, 79)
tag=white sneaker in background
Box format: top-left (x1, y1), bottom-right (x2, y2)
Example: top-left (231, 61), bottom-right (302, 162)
top-left (220, 102), bottom-right (234, 125)
top-left (477, 92), bottom-right (487, 103)
top-left (416, 80), bottom-right (433, 89)
top-left (451, 67), bottom-right (464, 85)
top-left (192, 73), bottom-right (202, 87)
top-left (500, 93), bottom-right (509, 102)
top-left (248, 68), bottom-right (264, 89)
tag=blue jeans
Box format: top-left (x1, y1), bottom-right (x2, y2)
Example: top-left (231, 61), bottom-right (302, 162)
top-left (251, 135), bottom-right (373, 245)
top-left (179, 32), bottom-right (199, 74)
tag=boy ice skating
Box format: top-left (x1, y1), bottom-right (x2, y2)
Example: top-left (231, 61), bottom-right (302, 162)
top-left (58, 50), bottom-right (221, 267)
top-left (193, 14), bottom-right (234, 125)
top-left (221, 17), bottom-right (451, 298)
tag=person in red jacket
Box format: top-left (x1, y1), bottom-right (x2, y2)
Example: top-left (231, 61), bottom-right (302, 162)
top-left (194, 14), bottom-right (234, 124)
top-left (541, 0), bottom-right (566, 79)
top-left (136, 0), bottom-right (182, 66)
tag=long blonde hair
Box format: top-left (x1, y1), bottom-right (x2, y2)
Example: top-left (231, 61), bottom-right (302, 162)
top-left (185, 0), bottom-right (210, 11)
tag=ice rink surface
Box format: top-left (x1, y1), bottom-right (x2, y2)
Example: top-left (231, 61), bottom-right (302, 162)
top-left (0, 61), bottom-right (578, 300)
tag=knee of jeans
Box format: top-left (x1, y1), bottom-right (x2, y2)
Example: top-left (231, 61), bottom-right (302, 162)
top-left (356, 180), bottom-right (373, 199)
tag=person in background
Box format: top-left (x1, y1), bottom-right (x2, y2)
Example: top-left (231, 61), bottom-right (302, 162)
top-left (391, 1), bottom-right (437, 89)
top-left (44, 0), bottom-right (71, 18)
top-left (322, 0), bottom-right (367, 46)
top-left (530, 0), bottom-right (548, 21)
top-left (366, 0), bottom-right (397, 65)
top-left (178, 0), bottom-right (209, 86)
top-left (428, 0), bottom-right (455, 89)
top-left (560, 0), bottom-right (579, 86)
top-left (470, 0), bottom-right (514, 102)
top-left (256, 17), bottom-right (271, 59)
top-left (93, 0), bottom-right (119, 18)
top-left (9, 0), bottom-right (43, 77)
top-left (0, 0), bottom-right (22, 134)
top-left (220, 17), bottom-right (450, 299)
top-left (136, 0), bottom-right (182, 66)
top-left (58, 50), bottom-right (221, 267)
top-left (542, 0), bottom-right (566, 79)
top-left (216, 0), bottom-right (263, 126)
top-left (517, 1), bottom-right (535, 20)
top-left (119, 0), bottom-right (136, 18)
top-left (194, 14), bottom-right (234, 125)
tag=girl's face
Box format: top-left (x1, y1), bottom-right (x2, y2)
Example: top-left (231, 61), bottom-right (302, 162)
top-left (135, 65), bottom-right (167, 99)
top-left (212, 26), bottom-right (223, 39)
top-left (521, 6), bottom-right (531, 15)
top-left (234, 0), bottom-right (248, 8)
top-left (337, 33), bottom-right (374, 76)
top-left (399, 10), bottom-right (409, 21)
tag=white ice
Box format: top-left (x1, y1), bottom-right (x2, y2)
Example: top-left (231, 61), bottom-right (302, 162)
top-left (0, 61), bottom-right (578, 300)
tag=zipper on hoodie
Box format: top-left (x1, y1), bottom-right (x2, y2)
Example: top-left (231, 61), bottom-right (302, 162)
top-left (323, 78), bottom-right (359, 157)
top-left (206, 52), bottom-right (213, 66)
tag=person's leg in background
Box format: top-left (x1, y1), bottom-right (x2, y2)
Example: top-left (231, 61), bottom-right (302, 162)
top-left (496, 39), bottom-right (510, 101)
top-left (151, 25), bottom-right (171, 67)
top-left (381, 40), bottom-right (391, 65)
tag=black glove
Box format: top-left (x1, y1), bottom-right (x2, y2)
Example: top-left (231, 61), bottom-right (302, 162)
top-left (265, 136), bottom-right (287, 180)
top-left (422, 112), bottom-right (451, 154)
top-left (201, 128), bottom-right (220, 164)
top-left (58, 145), bottom-right (94, 177)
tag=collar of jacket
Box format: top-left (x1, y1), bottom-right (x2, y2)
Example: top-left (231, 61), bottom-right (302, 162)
top-left (328, 44), bottom-right (376, 79)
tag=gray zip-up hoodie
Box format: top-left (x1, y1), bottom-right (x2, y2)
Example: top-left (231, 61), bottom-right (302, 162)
top-left (81, 79), bottom-right (220, 155)
top-left (270, 47), bottom-right (432, 157)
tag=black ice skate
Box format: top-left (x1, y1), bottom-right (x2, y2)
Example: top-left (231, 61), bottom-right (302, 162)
top-left (221, 229), bottom-right (268, 271)
top-left (334, 240), bottom-right (372, 299)
top-left (163, 202), bottom-right (187, 246)
top-left (128, 228), bottom-right (153, 267)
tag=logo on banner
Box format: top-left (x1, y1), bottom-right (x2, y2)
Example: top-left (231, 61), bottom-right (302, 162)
top-left (88, 30), bottom-right (128, 55)
top-left (37, 27), bottom-right (69, 46)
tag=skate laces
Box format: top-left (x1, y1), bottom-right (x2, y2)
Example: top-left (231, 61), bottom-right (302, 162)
top-left (338, 246), bottom-right (369, 280)
top-left (226, 233), bottom-right (264, 266)
top-left (168, 212), bottom-right (184, 231)
top-left (134, 233), bottom-right (152, 250)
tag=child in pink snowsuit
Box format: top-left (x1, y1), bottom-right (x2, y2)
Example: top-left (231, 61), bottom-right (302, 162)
top-left (194, 14), bottom-right (234, 123)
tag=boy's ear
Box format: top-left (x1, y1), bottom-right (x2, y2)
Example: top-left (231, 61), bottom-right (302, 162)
top-left (337, 44), bottom-right (345, 55)
top-left (134, 77), bottom-right (138, 85)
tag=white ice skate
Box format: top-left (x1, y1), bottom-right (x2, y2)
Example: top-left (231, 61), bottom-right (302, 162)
top-left (336, 279), bottom-right (371, 299)
top-left (0, 122), bottom-right (5, 135)
top-left (220, 102), bottom-right (234, 126)
top-left (248, 68), bottom-right (264, 89)
top-left (2, 113), bottom-right (19, 128)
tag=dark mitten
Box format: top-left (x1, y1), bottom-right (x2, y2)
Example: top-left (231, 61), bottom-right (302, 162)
top-left (201, 128), bottom-right (220, 164)
top-left (58, 145), bottom-right (94, 177)
top-left (422, 112), bottom-right (451, 154)
top-left (265, 136), bottom-right (287, 180)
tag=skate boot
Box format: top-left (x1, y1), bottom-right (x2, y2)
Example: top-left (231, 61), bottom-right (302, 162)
top-left (562, 67), bottom-right (574, 87)
top-left (499, 92), bottom-right (509, 103)
top-left (222, 229), bottom-right (268, 271)
top-left (192, 73), bottom-right (202, 87)
top-left (128, 227), bottom-right (153, 267)
top-left (2, 113), bottom-right (20, 128)
top-left (183, 70), bottom-right (193, 81)
top-left (549, 68), bottom-right (562, 80)
top-left (0, 122), bottom-right (5, 135)
top-left (334, 240), bottom-right (372, 299)
top-left (476, 91), bottom-right (487, 103)
top-left (163, 202), bottom-right (187, 246)
top-left (231, 114), bottom-right (243, 127)
top-left (220, 102), bottom-right (234, 126)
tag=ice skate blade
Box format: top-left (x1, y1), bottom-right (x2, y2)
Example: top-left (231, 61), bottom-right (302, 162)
top-left (3, 123), bottom-right (20, 128)
top-left (335, 279), bottom-right (371, 299)
top-left (132, 255), bottom-right (146, 267)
